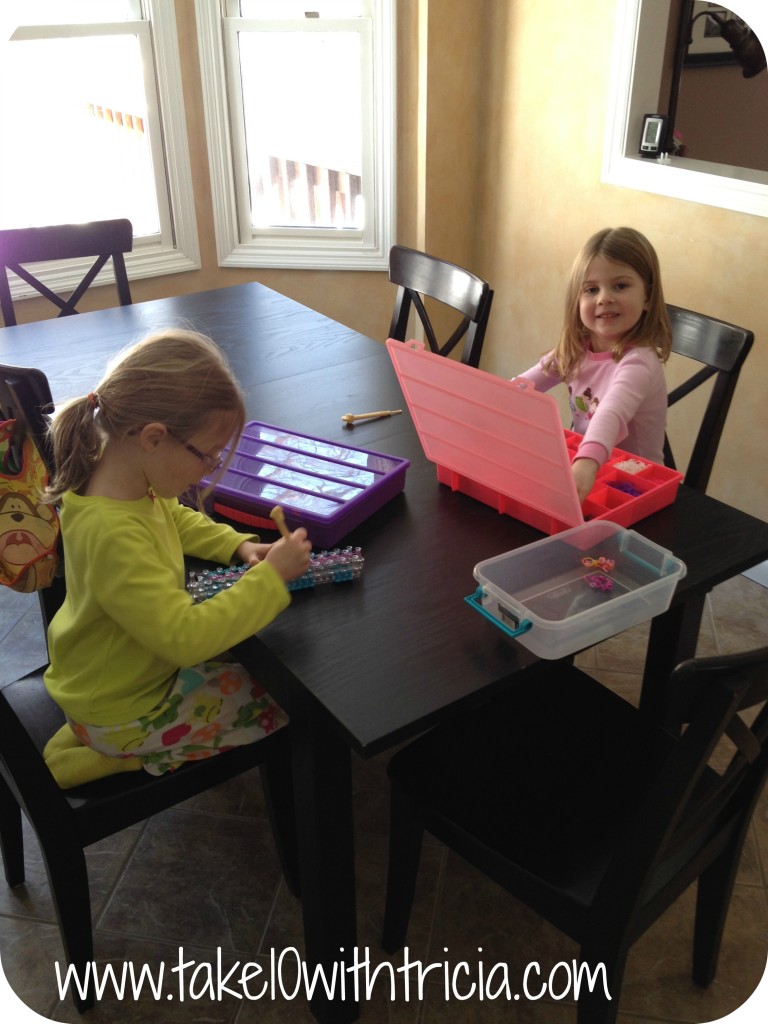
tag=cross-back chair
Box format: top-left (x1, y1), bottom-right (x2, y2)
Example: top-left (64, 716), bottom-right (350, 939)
top-left (0, 363), bottom-right (299, 1012)
top-left (663, 304), bottom-right (753, 493)
top-left (0, 219), bottom-right (133, 328)
top-left (382, 648), bottom-right (768, 1024)
top-left (388, 244), bottom-right (493, 368)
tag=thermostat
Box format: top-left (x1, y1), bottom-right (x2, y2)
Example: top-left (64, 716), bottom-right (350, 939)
top-left (639, 114), bottom-right (668, 158)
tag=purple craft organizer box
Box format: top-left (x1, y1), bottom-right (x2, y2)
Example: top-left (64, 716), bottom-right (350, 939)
top-left (203, 421), bottom-right (409, 548)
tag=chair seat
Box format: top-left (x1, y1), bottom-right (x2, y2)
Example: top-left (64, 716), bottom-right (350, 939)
top-left (1, 667), bottom-right (292, 840)
top-left (384, 649), bottom-right (768, 1024)
top-left (389, 668), bottom-right (679, 910)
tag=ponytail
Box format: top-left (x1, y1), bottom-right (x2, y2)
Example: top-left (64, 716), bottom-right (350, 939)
top-left (46, 395), bottom-right (104, 502)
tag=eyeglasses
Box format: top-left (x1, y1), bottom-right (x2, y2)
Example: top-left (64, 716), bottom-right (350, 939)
top-left (167, 430), bottom-right (224, 473)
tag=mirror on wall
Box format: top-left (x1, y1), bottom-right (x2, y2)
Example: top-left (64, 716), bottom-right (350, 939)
top-left (668, 2), bottom-right (768, 171)
top-left (602, 0), bottom-right (768, 217)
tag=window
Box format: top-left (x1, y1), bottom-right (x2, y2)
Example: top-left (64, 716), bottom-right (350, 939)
top-left (0, 0), bottom-right (199, 292)
top-left (196, 0), bottom-right (395, 270)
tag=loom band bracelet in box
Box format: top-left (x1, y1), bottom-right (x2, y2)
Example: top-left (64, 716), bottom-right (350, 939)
top-left (585, 572), bottom-right (614, 592)
top-left (581, 556), bottom-right (616, 572)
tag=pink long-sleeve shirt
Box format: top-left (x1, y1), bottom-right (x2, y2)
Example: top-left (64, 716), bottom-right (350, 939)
top-left (518, 344), bottom-right (667, 466)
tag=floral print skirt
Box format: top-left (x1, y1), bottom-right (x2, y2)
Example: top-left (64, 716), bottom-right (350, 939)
top-left (69, 659), bottom-right (288, 775)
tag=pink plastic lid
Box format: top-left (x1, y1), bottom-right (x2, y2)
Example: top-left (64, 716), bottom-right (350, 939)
top-left (386, 338), bottom-right (585, 528)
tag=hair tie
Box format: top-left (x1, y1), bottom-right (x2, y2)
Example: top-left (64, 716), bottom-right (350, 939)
top-left (87, 392), bottom-right (99, 410)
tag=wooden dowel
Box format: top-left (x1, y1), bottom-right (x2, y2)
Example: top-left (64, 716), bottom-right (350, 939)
top-left (270, 505), bottom-right (291, 539)
top-left (341, 409), bottom-right (402, 423)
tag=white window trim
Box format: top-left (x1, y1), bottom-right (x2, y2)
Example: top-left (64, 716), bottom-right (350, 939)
top-left (3, 0), bottom-right (199, 303)
top-left (143, 0), bottom-right (199, 277)
top-left (195, 0), bottom-right (395, 270)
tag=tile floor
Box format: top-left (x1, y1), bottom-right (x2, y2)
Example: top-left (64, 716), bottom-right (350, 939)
top-left (0, 575), bottom-right (766, 1024)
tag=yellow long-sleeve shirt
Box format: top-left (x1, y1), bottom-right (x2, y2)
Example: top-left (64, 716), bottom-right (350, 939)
top-left (44, 492), bottom-right (290, 725)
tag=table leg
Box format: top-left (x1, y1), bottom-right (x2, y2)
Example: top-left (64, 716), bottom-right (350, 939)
top-left (640, 592), bottom-right (708, 724)
top-left (291, 697), bottom-right (360, 1024)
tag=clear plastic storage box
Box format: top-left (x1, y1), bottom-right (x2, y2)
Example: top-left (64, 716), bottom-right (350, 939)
top-left (466, 520), bottom-right (686, 659)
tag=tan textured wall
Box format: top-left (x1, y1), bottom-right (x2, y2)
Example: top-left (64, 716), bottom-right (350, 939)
top-left (8, 0), bottom-right (768, 518)
top-left (473, 0), bottom-right (767, 520)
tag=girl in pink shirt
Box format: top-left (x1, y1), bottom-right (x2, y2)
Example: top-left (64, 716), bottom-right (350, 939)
top-left (519, 227), bottom-right (672, 502)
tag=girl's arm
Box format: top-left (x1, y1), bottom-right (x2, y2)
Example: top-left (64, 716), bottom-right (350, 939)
top-left (93, 523), bottom-right (292, 666)
top-left (577, 347), bottom-right (664, 466)
top-left (572, 458), bottom-right (599, 503)
top-left (171, 499), bottom-right (261, 564)
top-left (515, 352), bottom-right (562, 392)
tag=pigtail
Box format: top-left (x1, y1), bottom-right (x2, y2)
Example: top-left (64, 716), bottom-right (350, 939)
top-left (46, 394), bottom-right (104, 502)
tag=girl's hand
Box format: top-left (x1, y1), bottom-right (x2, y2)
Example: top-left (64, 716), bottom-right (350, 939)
top-left (236, 540), bottom-right (272, 566)
top-left (264, 527), bottom-right (312, 582)
top-left (572, 458), bottom-right (598, 504)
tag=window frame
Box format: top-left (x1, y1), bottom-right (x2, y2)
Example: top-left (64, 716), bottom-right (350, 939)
top-left (2, 0), bottom-right (200, 302)
top-left (195, 0), bottom-right (395, 271)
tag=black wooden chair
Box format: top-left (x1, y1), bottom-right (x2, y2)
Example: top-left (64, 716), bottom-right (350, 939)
top-left (0, 219), bottom-right (133, 327)
top-left (388, 244), bottom-right (493, 368)
top-left (0, 363), bottom-right (299, 1012)
top-left (664, 304), bottom-right (753, 493)
top-left (382, 650), bottom-right (768, 1024)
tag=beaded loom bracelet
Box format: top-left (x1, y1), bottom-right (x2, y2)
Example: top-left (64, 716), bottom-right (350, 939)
top-left (187, 547), bottom-right (365, 602)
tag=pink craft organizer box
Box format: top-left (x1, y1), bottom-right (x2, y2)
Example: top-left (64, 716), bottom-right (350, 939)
top-left (386, 338), bottom-right (683, 536)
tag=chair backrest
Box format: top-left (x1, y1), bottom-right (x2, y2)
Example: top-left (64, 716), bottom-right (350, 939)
top-left (596, 645), bottom-right (768, 936)
top-left (388, 244), bottom-right (493, 368)
top-left (664, 304), bottom-right (754, 493)
top-left (0, 362), bottom-right (63, 628)
top-left (0, 362), bottom-right (56, 476)
top-left (0, 219), bottom-right (133, 327)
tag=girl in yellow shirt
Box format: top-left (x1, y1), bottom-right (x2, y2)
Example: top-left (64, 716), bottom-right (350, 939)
top-left (43, 329), bottom-right (310, 786)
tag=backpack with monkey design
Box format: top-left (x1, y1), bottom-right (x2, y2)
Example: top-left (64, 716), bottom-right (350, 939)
top-left (0, 419), bottom-right (59, 592)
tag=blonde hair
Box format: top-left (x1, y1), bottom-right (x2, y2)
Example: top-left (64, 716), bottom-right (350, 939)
top-left (546, 227), bottom-right (672, 381)
top-left (46, 329), bottom-right (245, 502)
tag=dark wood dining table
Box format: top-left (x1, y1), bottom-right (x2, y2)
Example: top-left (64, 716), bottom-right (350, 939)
top-left (3, 282), bottom-right (768, 1022)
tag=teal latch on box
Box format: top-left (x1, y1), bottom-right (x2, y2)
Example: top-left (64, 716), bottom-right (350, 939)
top-left (464, 587), bottom-right (533, 640)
